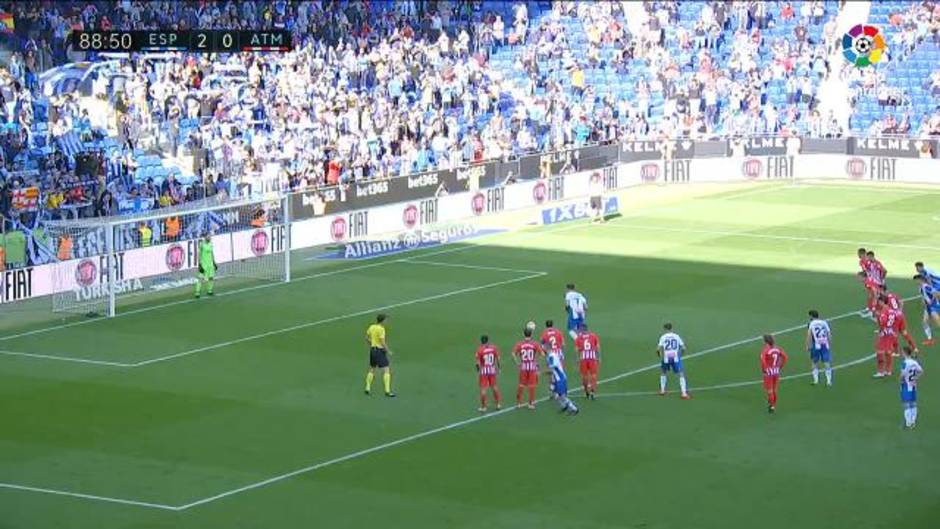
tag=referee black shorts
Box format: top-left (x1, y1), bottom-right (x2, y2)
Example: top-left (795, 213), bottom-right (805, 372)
top-left (369, 347), bottom-right (389, 368)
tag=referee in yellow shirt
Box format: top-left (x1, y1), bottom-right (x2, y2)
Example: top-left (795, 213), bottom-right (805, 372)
top-left (365, 313), bottom-right (395, 397)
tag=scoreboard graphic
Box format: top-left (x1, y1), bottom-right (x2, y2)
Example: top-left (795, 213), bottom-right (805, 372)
top-left (70, 30), bottom-right (292, 53)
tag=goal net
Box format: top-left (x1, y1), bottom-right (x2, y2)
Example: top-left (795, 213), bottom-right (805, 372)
top-left (44, 196), bottom-right (291, 317)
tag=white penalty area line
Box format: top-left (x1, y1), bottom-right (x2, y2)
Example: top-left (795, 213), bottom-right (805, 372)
top-left (169, 298), bottom-right (888, 511)
top-left (0, 482), bottom-right (179, 511)
top-left (0, 258), bottom-right (420, 343)
top-left (0, 261), bottom-right (547, 368)
top-left (0, 297), bottom-right (910, 511)
top-left (130, 269), bottom-right (547, 368)
top-left (593, 354), bottom-right (876, 399)
top-left (599, 223), bottom-right (940, 253)
top-left (0, 349), bottom-right (134, 367)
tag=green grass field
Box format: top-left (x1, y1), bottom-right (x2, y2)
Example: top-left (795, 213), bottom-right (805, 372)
top-left (2, 181), bottom-right (939, 529)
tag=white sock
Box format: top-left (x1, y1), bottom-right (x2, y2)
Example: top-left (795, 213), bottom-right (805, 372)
top-left (904, 408), bottom-right (912, 426)
top-left (812, 367), bottom-right (819, 384)
top-left (825, 367), bottom-right (832, 385)
top-left (679, 375), bottom-right (688, 396)
top-left (660, 375), bottom-right (667, 392)
top-left (569, 330), bottom-right (578, 340)
top-left (911, 406), bottom-right (918, 425)
top-left (924, 323), bottom-right (933, 340)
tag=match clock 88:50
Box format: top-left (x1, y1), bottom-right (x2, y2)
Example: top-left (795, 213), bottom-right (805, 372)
top-left (72, 31), bottom-right (135, 52)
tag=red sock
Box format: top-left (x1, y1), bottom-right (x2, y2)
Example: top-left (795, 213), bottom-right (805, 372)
top-left (884, 352), bottom-right (894, 374)
top-left (592, 375), bottom-right (598, 392)
top-left (528, 386), bottom-right (535, 404)
top-left (493, 388), bottom-right (501, 406)
top-left (583, 380), bottom-right (590, 393)
top-left (480, 393), bottom-right (487, 408)
top-left (516, 386), bottom-right (523, 404)
top-left (876, 353), bottom-right (885, 373)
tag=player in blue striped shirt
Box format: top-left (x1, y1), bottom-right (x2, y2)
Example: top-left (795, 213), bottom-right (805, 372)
top-left (914, 273), bottom-right (940, 346)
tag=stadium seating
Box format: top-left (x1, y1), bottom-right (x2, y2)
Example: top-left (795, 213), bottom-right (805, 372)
top-left (0, 0), bottom-right (936, 271)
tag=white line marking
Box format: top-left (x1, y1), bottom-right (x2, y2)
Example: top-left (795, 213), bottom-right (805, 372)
top-left (171, 298), bottom-right (887, 510)
top-left (714, 184), bottom-right (790, 200)
top-left (0, 259), bottom-right (412, 343)
top-left (0, 482), bottom-right (179, 511)
top-left (0, 261), bottom-right (546, 367)
top-left (130, 271), bottom-right (547, 368)
top-left (601, 223), bottom-right (940, 252)
top-left (0, 296), bottom-right (906, 510)
top-left (404, 259), bottom-right (546, 275)
top-left (0, 350), bottom-right (134, 367)
top-left (594, 354), bottom-right (876, 398)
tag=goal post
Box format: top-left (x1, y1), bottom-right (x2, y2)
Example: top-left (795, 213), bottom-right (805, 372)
top-left (44, 195), bottom-right (291, 318)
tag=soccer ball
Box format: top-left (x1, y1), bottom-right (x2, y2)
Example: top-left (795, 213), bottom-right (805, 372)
top-left (854, 36), bottom-right (872, 55)
top-left (526, 321), bottom-right (537, 333)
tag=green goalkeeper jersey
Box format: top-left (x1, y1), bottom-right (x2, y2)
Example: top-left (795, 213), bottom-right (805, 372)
top-left (199, 240), bottom-right (216, 271)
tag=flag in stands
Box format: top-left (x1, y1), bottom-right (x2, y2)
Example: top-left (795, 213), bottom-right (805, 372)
top-left (0, 12), bottom-right (14, 32)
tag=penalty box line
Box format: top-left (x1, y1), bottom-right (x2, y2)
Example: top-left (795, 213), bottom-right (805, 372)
top-left (0, 297), bottom-right (908, 511)
top-left (0, 262), bottom-right (547, 368)
top-left (171, 298), bottom-right (893, 511)
top-left (594, 353), bottom-right (876, 398)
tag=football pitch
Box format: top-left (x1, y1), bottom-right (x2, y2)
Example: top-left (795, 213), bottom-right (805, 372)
top-left (1, 181), bottom-right (939, 529)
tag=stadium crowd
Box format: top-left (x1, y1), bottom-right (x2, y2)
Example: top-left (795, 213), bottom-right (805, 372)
top-left (0, 0), bottom-right (938, 266)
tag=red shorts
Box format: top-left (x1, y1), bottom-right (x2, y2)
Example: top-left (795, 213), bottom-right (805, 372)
top-left (580, 359), bottom-right (598, 376)
top-left (877, 335), bottom-right (898, 352)
top-left (518, 370), bottom-right (538, 386)
top-left (478, 374), bottom-right (497, 388)
top-left (763, 375), bottom-right (779, 391)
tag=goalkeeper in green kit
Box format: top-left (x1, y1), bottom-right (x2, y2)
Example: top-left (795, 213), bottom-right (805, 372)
top-left (195, 233), bottom-right (217, 298)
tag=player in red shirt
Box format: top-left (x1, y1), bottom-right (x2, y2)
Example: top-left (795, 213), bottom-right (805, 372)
top-left (867, 250), bottom-right (887, 286)
top-left (513, 327), bottom-right (545, 409)
top-left (574, 324), bottom-right (601, 399)
top-left (858, 247), bottom-right (869, 275)
top-left (858, 248), bottom-right (872, 316)
top-left (475, 335), bottom-right (501, 412)
top-left (873, 301), bottom-right (917, 378)
top-left (858, 249), bottom-right (888, 319)
top-left (760, 334), bottom-right (789, 413)
top-left (540, 320), bottom-right (566, 359)
top-left (541, 320), bottom-right (566, 396)
top-left (858, 272), bottom-right (881, 318)
top-left (879, 286), bottom-right (903, 311)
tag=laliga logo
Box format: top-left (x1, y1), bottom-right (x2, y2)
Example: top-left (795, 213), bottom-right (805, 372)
top-left (251, 230), bottom-right (269, 257)
top-left (165, 244), bottom-right (185, 271)
top-left (331, 217), bottom-right (347, 241)
top-left (845, 157), bottom-right (867, 179)
top-left (532, 180), bottom-right (547, 204)
top-left (842, 24), bottom-right (885, 67)
top-left (75, 259), bottom-right (97, 287)
top-left (640, 163), bottom-right (659, 182)
top-left (471, 192), bottom-right (485, 216)
top-left (741, 158), bottom-right (763, 179)
top-left (402, 204), bottom-right (418, 228)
